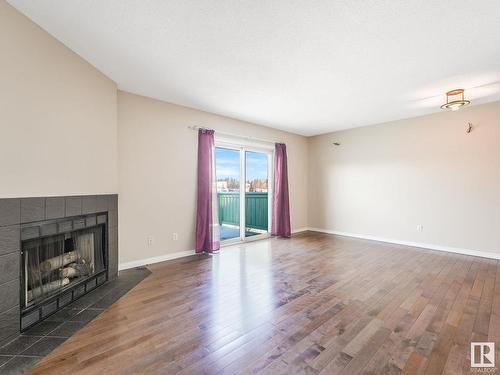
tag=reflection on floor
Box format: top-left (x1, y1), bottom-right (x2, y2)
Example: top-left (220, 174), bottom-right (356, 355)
top-left (220, 224), bottom-right (261, 241)
top-left (0, 268), bottom-right (150, 375)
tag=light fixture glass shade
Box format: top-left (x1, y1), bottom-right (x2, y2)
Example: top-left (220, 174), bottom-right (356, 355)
top-left (441, 89), bottom-right (470, 110)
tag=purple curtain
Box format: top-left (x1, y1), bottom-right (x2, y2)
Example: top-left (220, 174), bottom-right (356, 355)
top-left (195, 129), bottom-right (220, 253)
top-left (272, 143), bottom-right (291, 238)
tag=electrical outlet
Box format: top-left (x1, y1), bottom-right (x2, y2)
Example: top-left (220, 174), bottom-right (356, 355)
top-left (147, 236), bottom-right (154, 246)
top-left (416, 225), bottom-right (423, 232)
top-left (172, 233), bottom-right (178, 241)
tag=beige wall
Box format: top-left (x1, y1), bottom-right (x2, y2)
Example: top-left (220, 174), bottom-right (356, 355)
top-left (117, 91), bottom-right (308, 265)
top-left (0, 1), bottom-right (118, 198)
top-left (308, 101), bottom-right (500, 255)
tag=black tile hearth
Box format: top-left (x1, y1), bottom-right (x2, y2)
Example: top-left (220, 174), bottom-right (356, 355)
top-left (22, 321), bottom-right (61, 337)
top-left (46, 321), bottom-right (86, 338)
top-left (90, 291), bottom-right (123, 308)
top-left (44, 307), bottom-right (80, 323)
top-left (0, 356), bottom-right (42, 375)
top-left (21, 337), bottom-right (67, 357)
top-left (0, 267), bottom-right (150, 374)
top-left (0, 336), bottom-right (41, 356)
top-left (0, 356), bottom-right (12, 366)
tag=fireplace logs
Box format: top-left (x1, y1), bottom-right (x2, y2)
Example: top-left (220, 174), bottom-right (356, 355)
top-left (39, 251), bottom-right (78, 273)
top-left (59, 263), bottom-right (91, 278)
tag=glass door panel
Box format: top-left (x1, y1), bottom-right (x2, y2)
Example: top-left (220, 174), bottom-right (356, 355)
top-left (215, 147), bottom-right (241, 241)
top-left (245, 151), bottom-right (269, 238)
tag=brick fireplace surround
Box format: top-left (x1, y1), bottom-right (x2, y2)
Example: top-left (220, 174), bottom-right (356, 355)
top-left (0, 194), bottom-right (119, 347)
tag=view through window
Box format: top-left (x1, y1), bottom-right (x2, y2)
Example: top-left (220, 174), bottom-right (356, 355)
top-left (215, 147), bottom-right (269, 241)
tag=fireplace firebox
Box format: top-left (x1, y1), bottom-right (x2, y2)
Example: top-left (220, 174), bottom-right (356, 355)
top-left (19, 213), bottom-right (108, 330)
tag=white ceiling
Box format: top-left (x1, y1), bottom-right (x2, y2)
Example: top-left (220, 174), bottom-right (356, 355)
top-left (8, 0), bottom-right (500, 136)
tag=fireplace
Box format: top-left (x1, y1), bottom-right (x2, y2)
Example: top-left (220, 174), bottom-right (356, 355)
top-left (19, 213), bottom-right (109, 331)
top-left (0, 195), bottom-right (118, 345)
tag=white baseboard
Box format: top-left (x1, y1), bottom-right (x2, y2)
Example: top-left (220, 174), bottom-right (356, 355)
top-left (307, 227), bottom-right (500, 260)
top-left (119, 249), bottom-right (196, 271)
top-left (291, 227), bottom-right (309, 234)
top-left (120, 227), bottom-right (499, 270)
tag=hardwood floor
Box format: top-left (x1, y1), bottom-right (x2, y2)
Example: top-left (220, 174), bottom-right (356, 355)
top-left (27, 232), bottom-right (500, 374)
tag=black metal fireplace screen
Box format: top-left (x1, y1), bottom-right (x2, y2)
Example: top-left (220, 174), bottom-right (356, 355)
top-left (20, 215), bottom-right (108, 330)
top-left (22, 226), bottom-right (104, 307)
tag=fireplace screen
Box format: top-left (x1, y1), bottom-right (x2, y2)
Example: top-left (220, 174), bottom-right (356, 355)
top-left (22, 225), bottom-right (105, 308)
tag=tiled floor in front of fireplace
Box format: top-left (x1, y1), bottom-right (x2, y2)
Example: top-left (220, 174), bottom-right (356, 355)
top-left (0, 267), bottom-right (151, 375)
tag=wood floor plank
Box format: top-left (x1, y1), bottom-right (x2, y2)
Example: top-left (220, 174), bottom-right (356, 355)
top-left (401, 352), bottom-right (424, 375)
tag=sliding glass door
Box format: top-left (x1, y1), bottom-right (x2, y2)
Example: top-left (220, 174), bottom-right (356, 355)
top-left (215, 147), bottom-right (241, 241)
top-left (245, 151), bottom-right (269, 239)
top-left (215, 144), bottom-right (272, 244)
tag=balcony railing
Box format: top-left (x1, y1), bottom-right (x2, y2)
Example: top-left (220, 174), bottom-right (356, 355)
top-left (217, 192), bottom-right (268, 231)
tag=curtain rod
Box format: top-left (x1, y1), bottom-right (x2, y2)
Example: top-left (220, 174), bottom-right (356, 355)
top-left (187, 125), bottom-right (284, 145)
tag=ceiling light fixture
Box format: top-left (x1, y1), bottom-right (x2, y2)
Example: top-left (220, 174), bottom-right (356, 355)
top-left (440, 89), bottom-right (470, 111)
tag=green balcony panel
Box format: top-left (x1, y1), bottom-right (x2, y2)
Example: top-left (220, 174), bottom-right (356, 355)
top-left (217, 192), bottom-right (268, 231)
